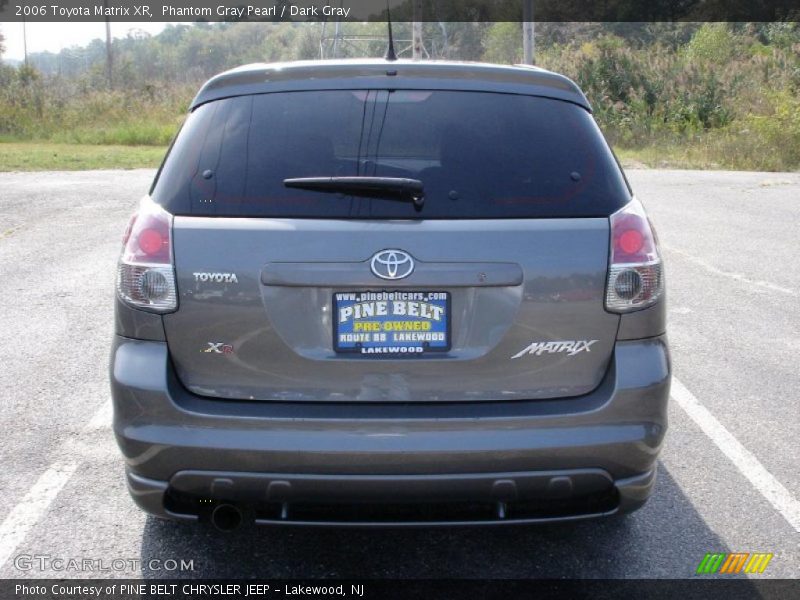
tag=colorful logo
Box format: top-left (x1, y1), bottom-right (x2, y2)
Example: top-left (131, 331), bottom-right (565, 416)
top-left (696, 553), bottom-right (774, 575)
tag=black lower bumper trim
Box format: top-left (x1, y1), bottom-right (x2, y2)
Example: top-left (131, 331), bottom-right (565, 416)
top-left (128, 467), bottom-right (656, 526)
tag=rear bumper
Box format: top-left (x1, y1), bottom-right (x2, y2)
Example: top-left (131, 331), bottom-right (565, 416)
top-left (112, 334), bottom-right (670, 525)
top-left (127, 467), bottom-right (657, 526)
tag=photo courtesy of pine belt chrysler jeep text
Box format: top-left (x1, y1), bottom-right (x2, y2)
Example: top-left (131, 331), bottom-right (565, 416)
top-left (110, 59), bottom-right (670, 531)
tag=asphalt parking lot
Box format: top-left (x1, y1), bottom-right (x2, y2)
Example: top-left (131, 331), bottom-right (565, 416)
top-left (0, 168), bottom-right (797, 579)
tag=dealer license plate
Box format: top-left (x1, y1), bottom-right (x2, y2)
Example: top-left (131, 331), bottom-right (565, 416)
top-left (333, 291), bottom-right (450, 356)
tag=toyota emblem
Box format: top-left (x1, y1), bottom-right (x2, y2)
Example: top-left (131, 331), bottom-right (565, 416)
top-left (370, 250), bottom-right (415, 280)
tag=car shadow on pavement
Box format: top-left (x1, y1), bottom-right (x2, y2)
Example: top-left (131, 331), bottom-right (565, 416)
top-left (139, 464), bottom-right (730, 579)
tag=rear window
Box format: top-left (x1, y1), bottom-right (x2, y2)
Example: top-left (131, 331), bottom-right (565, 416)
top-left (151, 90), bottom-right (630, 219)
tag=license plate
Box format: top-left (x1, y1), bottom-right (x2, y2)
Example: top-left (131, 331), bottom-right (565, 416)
top-left (333, 291), bottom-right (450, 356)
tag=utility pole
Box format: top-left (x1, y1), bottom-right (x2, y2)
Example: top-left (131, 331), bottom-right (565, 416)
top-left (22, 18), bottom-right (28, 65)
top-left (103, 0), bottom-right (112, 88)
top-left (332, 21), bottom-right (341, 58)
top-left (438, 22), bottom-right (448, 58)
top-left (523, 0), bottom-right (535, 65)
top-left (412, 0), bottom-right (423, 60)
top-left (412, 22), bottom-right (422, 60)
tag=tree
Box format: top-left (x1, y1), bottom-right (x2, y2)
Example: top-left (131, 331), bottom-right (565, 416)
top-left (0, 26), bottom-right (6, 58)
top-left (482, 22), bottom-right (521, 65)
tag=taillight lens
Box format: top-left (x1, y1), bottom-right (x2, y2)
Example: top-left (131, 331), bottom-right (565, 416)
top-left (116, 197), bottom-right (177, 313)
top-left (605, 198), bottom-right (664, 312)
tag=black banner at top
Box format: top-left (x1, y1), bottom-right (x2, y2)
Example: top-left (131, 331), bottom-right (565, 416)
top-left (1, 0), bottom-right (800, 23)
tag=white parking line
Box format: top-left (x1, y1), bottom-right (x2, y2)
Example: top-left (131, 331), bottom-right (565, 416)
top-left (672, 377), bottom-right (800, 533)
top-left (664, 245), bottom-right (798, 297)
top-left (86, 399), bottom-right (112, 430)
top-left (0, 400), bottom-right (111, 569)
top-left (0, 461), bottom-right (78, 568)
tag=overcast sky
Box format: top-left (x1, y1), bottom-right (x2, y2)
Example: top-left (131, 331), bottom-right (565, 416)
top-left (1, 22), bottom-right (190, 61)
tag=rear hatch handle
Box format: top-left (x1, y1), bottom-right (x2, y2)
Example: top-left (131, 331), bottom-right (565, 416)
top-left (262, 261), bottom-right (523, 288)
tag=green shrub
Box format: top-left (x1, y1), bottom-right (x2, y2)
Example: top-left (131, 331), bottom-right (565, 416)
top-left (0, 68), bottom-right (188, 145)
top-left (532, 26), bottom-right (800, 169)
top-left (683, 24), bottom-right (736, 63)
top-left (722, 91), bottom-right (800, 170)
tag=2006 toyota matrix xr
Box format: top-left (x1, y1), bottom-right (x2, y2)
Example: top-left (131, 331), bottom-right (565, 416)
top-left (111, 59), bottom-right (669, 531)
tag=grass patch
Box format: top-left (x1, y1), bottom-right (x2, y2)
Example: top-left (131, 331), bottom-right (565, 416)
top-left (0, 143), bottom-right (166, 171)
top-left (49, 123), bottom-right (178, 146)
top-left (614, 145), bottom-right (725, 170)
top-left (615, 132), bottom-right (800, 172)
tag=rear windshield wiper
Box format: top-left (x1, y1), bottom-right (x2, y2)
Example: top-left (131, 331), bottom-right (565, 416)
top-left (283, 177), bottom-right (425, 210)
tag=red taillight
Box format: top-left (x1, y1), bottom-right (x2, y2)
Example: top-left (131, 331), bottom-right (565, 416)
top-left (617, 228), bottom-right (644, 256)
top-left (121, 198), bottom-right (172, 265)
top-left (137, 228), bottom-right (166, 257)
top-left (117, 197), bottom-right (177, 313)
top-left (610, 210), bottom-right (659, 265)
top-left (606, 198), bottom-right (664, 312)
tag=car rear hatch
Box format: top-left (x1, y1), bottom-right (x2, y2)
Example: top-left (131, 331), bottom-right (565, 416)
top-left (153, 88), bottom-right (632, 402)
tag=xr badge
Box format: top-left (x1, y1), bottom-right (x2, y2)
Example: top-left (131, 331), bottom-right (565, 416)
top-left (203, 342), bottom-right (234, 354)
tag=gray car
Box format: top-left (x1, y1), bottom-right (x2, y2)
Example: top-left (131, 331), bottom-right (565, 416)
top-left (111, 59), bottom-right (669, 530)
